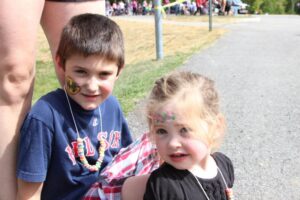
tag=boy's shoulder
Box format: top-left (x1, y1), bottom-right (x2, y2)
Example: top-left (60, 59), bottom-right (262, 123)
top-left (31, 89), bottom-right (65, 113)
top-left (100, 95), bottom-right (123, 113)
top-left (27, 89), bottom-right (66, 121)
top-left (20, 89), bottom-right (66, 132)
top-left (103, 95), bottom-right (119, 105)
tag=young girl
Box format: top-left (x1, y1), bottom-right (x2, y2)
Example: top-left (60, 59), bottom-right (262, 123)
top-left (122, 71), bottom-right (234, 200)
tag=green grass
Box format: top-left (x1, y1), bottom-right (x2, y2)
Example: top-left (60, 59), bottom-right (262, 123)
top-left (114, 53), bottom-right (189, 114)
top-left (33, 60), bottom-right (59, 103)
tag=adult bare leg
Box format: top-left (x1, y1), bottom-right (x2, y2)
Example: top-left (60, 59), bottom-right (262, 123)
top-left (41, 0), bottom-right (105, 86)
top-left (0, 0), bottom-right (44, 199)
top-left (221, 0), bottom-right (226, 13)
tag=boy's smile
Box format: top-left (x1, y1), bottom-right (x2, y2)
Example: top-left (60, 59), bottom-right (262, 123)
top-left (62, 54), bottom-right (120, 110)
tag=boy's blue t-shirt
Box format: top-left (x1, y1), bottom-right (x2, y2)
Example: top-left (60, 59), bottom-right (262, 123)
top-left (17, 88), bottom-right (133, 199)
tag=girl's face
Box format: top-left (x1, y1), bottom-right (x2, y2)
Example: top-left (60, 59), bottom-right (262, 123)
top-left (61, 54), bottom-right (120, 110)
top-left (151, 106), bottom-right (212, 171)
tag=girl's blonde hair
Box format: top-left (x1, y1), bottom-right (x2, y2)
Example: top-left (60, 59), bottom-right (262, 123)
top-left (146, 71), bottom-right (225, 150)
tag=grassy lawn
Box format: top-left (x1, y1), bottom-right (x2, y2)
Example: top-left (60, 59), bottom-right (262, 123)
top-left (35, 15), bottom-right (233, 114)
top-left (165, 14), bottom-right (251, 23)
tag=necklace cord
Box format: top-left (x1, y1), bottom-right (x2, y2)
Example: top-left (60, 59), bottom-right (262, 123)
top-left (193, 166), bottom-right (231, 200)
top-left (217, 167), bottom-right (229, 189)
top-left (63, 87), bottom-right (105, 172)
top-left (194, 176), bottom-right (210, 200)
top-left (64, 86), bottom-right (80, 138)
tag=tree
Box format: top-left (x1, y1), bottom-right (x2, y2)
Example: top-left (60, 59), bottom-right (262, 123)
top-left (245, 0), bottom-right (292, 14)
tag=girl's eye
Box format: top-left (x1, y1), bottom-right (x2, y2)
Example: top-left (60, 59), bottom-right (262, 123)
top-left (180, 127), bottom-right (188, 133)
top-left (180, 127), bottom-right (190, 137)
top-left (155, 128), bottom-right (167, 135)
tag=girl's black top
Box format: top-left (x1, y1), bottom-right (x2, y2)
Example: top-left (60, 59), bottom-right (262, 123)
top-left (144, 152), bottom-right (234, 200)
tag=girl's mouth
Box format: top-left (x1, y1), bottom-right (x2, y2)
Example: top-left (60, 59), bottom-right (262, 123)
top-left (169, 153), bottom-right (188, 162)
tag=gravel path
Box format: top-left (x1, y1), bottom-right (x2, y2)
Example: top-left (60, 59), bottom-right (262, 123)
top-left (126, 15), bottom-right (300, 199)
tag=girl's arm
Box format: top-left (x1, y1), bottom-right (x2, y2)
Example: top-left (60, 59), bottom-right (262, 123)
top-left (17, 179), bottom-right (43, 200)
top-left (121, 174), bottom-right (150, 200)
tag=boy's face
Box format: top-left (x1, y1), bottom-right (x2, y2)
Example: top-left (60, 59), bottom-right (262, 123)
top-left (62, 54), bottom-right (120, 110)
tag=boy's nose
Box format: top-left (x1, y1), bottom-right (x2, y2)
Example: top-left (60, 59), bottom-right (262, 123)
top-left (86, 77), bottom-right (100, 92)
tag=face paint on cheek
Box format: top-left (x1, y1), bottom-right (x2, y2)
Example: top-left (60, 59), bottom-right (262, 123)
top-left (66, 76), bottom-right (81, 95)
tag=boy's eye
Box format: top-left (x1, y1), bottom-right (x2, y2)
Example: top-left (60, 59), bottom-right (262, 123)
top-left (155, 128), bottom-right (167, 135)
top-left (99, 71), bottom-right (113, 79)
top-left (75, 69), bottom-right (87, 75)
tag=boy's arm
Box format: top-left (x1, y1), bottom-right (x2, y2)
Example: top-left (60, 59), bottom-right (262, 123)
top-left (17, 179), bottom-right (43, 200)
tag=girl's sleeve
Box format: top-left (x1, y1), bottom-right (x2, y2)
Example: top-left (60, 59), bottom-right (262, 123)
top-left (224, 154), bottom-right (234, 188)
top-left (213, 152), bottom-right (235, 188)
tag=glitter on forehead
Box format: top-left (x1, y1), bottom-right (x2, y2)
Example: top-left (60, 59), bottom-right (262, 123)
top-left (151, 111), bottom-right (176, 124)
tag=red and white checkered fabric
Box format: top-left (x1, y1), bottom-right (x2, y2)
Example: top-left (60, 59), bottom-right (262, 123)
top-left (83, 133), bottom-right (159, 200)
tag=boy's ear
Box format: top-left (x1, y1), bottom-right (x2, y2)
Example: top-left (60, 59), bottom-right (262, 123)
top-left (55, 55), bottom-right (66, 86)
top-left (116, 65), bottom-right (125, 79)
top-left (55, 55), bottom-right (65, 72)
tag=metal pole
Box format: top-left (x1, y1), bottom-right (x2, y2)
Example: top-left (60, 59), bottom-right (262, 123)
top-left (291, 0), bottom-right (295, 13)
top-left (154, 0), bottom-right (163, 59)
top-left (209, 0), bottom-right (212, 31)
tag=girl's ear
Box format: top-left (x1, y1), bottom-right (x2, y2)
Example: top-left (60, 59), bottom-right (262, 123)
top-left (210, 113), bottom-right (226, 151)
top-left (215, 113), bottom-right (226, 137)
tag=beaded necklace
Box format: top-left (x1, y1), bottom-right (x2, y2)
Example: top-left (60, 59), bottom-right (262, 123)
top-left (192, 167), bottom-right (234, 200)
top-left (64, 87), bottom-right (106, 172)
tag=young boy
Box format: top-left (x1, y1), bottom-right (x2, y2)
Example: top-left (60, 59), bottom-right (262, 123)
top-left (16, 13), bottom-right (133, 199)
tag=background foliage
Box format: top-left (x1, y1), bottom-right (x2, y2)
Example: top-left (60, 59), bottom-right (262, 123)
top-left (241, 0), bottom-right (300, 14)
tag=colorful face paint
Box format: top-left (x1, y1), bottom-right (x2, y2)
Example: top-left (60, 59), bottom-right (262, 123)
top-left (66, 76), bottom-right (81, 95)
top-left (151, 111), bottom-right (176, 124)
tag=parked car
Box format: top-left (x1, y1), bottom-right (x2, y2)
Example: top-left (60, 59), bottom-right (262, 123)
top-left (232, 0), bottom-right (249, 14)
top-left (237, 2), bottom-right (249, 14)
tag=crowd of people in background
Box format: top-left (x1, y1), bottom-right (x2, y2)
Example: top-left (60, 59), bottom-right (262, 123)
top-left (105, 0), bottom-right (249, 17)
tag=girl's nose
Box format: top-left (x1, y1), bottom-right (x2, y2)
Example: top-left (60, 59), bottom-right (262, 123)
top-left (168, 136), bottom-right (181, 149)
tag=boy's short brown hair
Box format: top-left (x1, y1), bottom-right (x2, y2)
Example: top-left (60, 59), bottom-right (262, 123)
top-left (57, 13), bottom-right (124, 71)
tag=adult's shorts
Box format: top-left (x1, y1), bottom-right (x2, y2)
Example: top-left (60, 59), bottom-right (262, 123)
top-left (46, 0), bottom-right (100, 2)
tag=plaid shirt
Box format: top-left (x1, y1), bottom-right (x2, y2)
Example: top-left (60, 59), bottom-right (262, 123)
top-left (83, 133), bottom-right (159, 200)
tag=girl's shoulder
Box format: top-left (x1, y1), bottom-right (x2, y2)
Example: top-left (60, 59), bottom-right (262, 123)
top-left (212, 152), bottom-right (232, 165)
top-left (212, 152), bottom-right (235, 187)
